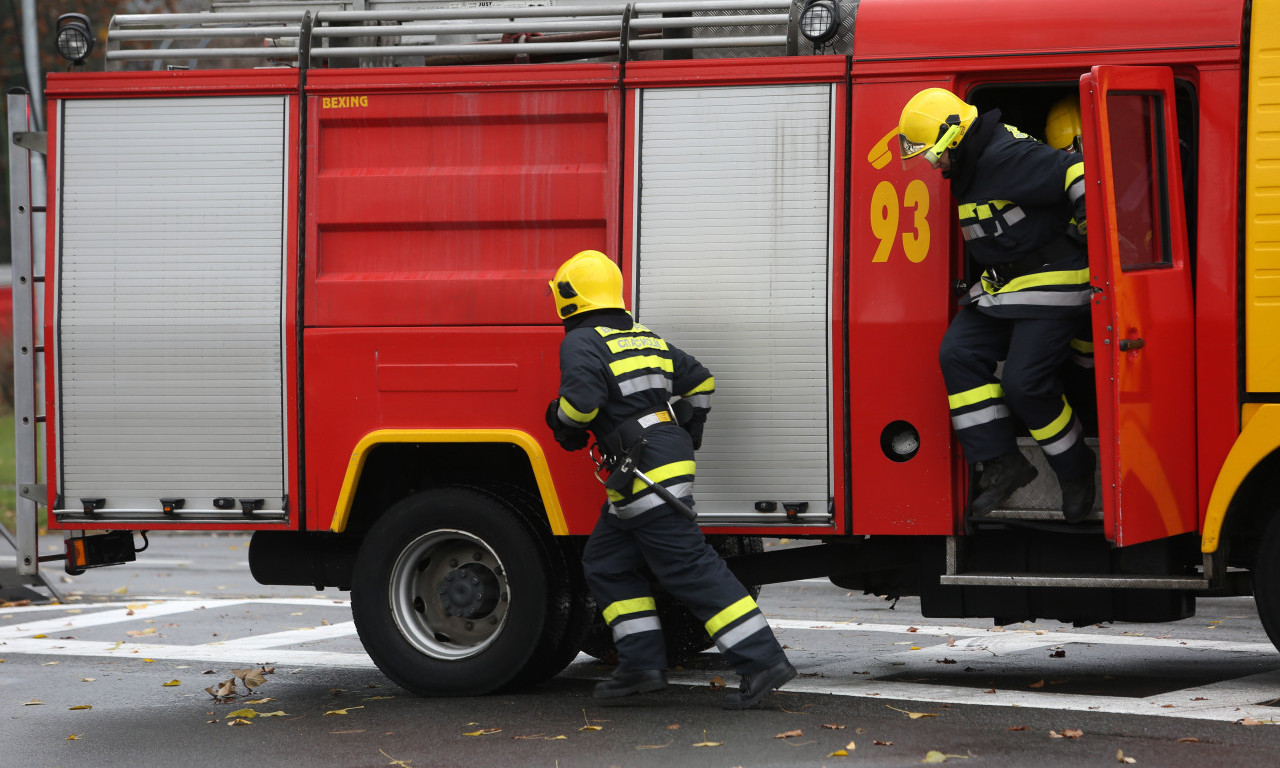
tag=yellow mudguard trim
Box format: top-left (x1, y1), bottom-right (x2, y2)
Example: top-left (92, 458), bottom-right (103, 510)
top-left (329, 429), bottom-right (567, 536)
top-left (1203, 404), bottom-right (1280, 553)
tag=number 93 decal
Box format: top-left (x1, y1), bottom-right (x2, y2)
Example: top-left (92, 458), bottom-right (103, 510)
top-left (870, 179), bottom-right (930, 263)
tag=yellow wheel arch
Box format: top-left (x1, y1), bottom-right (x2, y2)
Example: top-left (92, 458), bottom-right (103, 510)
top-left (1202, 404), bottom-right (1280, 553)
top-left (329, 429), bottom-right (567, 535)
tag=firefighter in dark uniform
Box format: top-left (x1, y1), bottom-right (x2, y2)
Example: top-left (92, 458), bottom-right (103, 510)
top-left (545, 249), bottom-right (795, 708)
top-left (898, 88), bottom-right (1096, 523)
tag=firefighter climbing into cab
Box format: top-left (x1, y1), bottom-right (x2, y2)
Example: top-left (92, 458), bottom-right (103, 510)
top-left (544, 249), bottom-right (795, 708)
top-left (897, 88), bottom-right (1096, 523)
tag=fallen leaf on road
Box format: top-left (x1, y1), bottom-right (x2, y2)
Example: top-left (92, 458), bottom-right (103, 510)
top-left (1117, 749), bottom-right (1136, 764)
top-left (1008, 726), bottom-right (1029, 731)
top-left (1029, 680), bottom-right (1046, 689)
top-left (1049, 729), bottom-right (1083, 739)
top-left (775, 729), bottom-right (803, 739)
top-left (68, 705), bottom-right (91, 710)
top-left (887, 705), bottom-right (939, 719)
top-left (923, 750), bottom-right (948, 763)
top-left (162, 680), bottom-right (180, 687)
top-left (709, 675), bottom-right (727, 689)
top-left (636, 741), bottom-right (672, 750)
top-left (66, 735), bottom-right (80, 740)
top-left (463, 728), bottom-right (501, 736)
top-left (325, 706), bottom-right (365, 716)
top-left (22, 700), bottom-right (43, 706)
top-left (874, 740), bottom-right (894, 746)
top-left (226, 719), bottom-right (252, 726)
top-left (1050, 650), bottom-right (1066, 658)
top-left (1175, 737), bottom-right (1200, 743)
top-left (821, 723), bottom-right (846, 730)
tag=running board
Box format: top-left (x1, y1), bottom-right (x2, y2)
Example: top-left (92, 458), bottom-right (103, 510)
top-left (938, 572), bottom-right (1210, 589)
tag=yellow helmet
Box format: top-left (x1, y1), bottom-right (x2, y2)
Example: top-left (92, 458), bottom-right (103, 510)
top-left (1045, 95), bottom-right (1083, 151)
top-left (549, 249), bottom-right (625, 319)
top-left (897, 88), bottom-right (978, 167)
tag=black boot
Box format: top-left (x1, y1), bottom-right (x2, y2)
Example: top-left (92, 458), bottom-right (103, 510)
top-left (722, 659), bottom-right (796, 710)
top-left (970, 451), bottom-right (1038, 517)
top-left (594, 669), bottom-right (667, 699)
top-left (1061, 473), bottom-right (1096, 523)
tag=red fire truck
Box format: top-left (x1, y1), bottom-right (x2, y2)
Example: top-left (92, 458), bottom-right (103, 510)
top-left (6, 0), bottom-right (1280, 696)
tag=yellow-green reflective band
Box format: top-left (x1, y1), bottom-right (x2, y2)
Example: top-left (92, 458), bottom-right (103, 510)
top-left (629, 460), bottom-right (695, 495)
top-left (992, 268), bottom-right (1091, 294)
top-left (683, 376), bottom-right (715, 396)
top-left (1065, 162), bottom-right (1085, 190)
top-left (1030, 397), bottom-right (1073, 441)
top-left (602, 596), bottom-right (657, 625)
top-left (609, 355), bottom-right (674, 376)
top-left (958, 203), bottom-right (978, 219)
top-left (559, 396), bottom-right (597, 425)
top-left (1070, 338), bottom-right (1094, 354)
top-left (948, 383), bottom-right (1004, 410)
top-left (705, 595), bottom-right (758, 638)
top-left (606, 336), bottom-right (668, 354)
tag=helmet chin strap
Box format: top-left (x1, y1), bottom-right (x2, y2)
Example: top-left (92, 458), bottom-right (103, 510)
top-left (925, 123), bottom-right (962, 168)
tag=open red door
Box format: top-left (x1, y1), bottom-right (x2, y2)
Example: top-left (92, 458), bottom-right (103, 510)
top-left (1079, 66), bottom-right (1197, 546)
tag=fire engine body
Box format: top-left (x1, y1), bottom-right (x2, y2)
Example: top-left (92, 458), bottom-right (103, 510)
top-left (8, 0), bottom-right (1280, 695)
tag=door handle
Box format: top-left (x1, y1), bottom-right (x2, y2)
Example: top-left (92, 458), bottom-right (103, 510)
top-left (1118, 338), bottom-right (1145, 351)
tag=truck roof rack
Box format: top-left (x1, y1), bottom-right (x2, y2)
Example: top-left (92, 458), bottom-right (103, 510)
top-left (104, 0), bottom-right (799, 71)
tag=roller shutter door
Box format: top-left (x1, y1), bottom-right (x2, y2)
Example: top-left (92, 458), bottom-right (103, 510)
top-left (55, 96), bottom-right (289, 519)
top-left (635, 84), bottom-right (832, 523)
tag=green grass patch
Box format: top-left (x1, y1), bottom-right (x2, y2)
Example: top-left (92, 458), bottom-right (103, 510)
top-left (0, 410), bottom-right (16, 532)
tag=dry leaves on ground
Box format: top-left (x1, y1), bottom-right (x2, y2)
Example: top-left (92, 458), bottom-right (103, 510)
top-left (1049, 729), bottom-right (1084, 739)
top-left (887, 704), bottom-right (939, 719)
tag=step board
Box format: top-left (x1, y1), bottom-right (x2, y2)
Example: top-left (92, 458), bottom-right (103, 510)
top-left (976, 507), bottom-right (1102, 523)
top-left (939, 572), bottom-right (1210, 589)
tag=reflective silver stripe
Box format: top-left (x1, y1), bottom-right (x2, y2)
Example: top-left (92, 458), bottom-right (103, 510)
top-left (1040, 419), bottom-right (1082, 456)
top-left (618, 373), bottom-right (671, 397)
top-left (1002, 206), bottom-right (1025, 227)
top-left (974, 289), bottom-right (1092, 308)
top-left (684, 393), bottom-right (711, 409)
top-left (610, 481), bottom-right (695, 518)
top-left (1067, 178), bottom-right (1085, 204)
top-left (557, 409), bottom-right (585, 427)
top-left (962, 222), bottom-right (985, 241)
top-left (611, 615), bottom-right (663, 641)
top-left (951, 403), bottom-right (1012, 431)
top-left (712, 613), bottom-right (771, 653)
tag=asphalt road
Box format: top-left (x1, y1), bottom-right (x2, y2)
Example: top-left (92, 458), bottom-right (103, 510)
top-left (3, 532), bottom-right (1280, 767)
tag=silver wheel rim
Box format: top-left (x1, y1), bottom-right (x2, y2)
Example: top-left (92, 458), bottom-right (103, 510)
top-left (388, 529), bottom-right (511, 660)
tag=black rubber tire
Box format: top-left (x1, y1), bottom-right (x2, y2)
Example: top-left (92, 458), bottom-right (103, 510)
top-left (580, 534), bottom-right (765, 664)
top-left (1255, 514), bottom-right (1280, 652)
top-left (350, 486), bottom-right (551, 696)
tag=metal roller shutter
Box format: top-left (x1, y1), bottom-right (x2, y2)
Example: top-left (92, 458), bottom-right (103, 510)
top-left (55, 96), bottom-right (288, 518)
top-left (635, 84), bottom-right (832, 523)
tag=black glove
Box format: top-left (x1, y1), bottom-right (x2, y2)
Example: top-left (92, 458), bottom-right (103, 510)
top-left (684, 412), bottom-right (706, 451)
top-left (545, 398), bottom-right (588, 452)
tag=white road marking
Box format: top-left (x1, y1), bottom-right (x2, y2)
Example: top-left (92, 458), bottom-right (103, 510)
top-left (3, 599), bottom-right (1278, 722)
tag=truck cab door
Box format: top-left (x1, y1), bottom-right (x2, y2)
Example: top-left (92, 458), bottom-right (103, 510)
top-left (1079, 66), bottom-right (1197, 546)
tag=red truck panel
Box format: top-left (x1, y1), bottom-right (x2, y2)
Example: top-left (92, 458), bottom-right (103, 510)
top-left (304, 67), bottom-right (621, 328)
top-left (303, 327), bottom-right (601, 533)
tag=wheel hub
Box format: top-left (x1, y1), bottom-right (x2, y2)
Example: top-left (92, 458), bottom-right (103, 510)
top-left (437, 562), bottom-right (500, 620)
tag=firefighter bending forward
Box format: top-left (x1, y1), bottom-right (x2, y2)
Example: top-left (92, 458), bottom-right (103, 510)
top-left (898, 89), bottom-right (1096, 523)
top-left (545, 249), bottom-right (795, 708)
